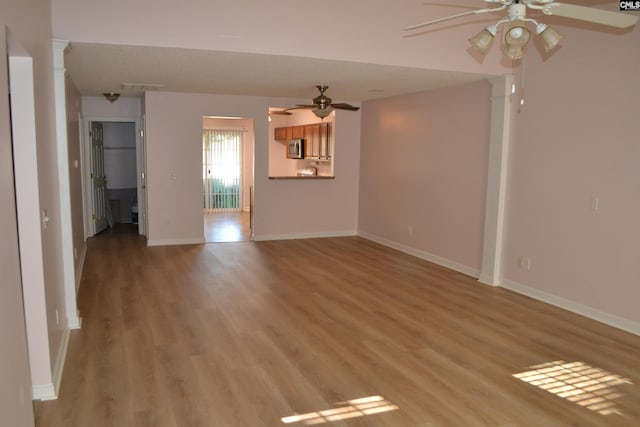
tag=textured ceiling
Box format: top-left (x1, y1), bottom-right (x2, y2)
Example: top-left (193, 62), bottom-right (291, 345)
top-left (65, 42), bottom-right (493, 102)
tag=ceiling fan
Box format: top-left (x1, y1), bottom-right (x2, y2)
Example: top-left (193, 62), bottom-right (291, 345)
top-left (405, 0), bottom-right (638, 60)
top-left (281, 85), bottom-right (360, 118)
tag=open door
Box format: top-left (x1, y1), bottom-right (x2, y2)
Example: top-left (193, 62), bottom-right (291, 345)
top-left (90, 121), bottom-right (107, 234)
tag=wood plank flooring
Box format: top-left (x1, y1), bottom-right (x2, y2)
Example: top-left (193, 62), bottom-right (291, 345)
top-left (204, 212), bottom-right (251, 243)
top-left (34, 234), bottom-right (640, 426)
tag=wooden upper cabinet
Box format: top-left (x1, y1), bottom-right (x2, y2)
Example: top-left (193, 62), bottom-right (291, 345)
top-left (303, 124), bottom-right (320, 159)
top-left (276, 123), bottom-right (331, 160)
top-left (275, 126), bottom-right (304, 141)
top-left (319, 123), bottom-right (330, 160)
top-left (291, 126), bottom-right (304, 139)
top-left (274, 127), bottom-right (288, 141)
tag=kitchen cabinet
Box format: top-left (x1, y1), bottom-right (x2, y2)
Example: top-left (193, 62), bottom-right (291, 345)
top-left (304, 124), bottom-right (320, 159)
top-left (274, 127), bottom-right (288, 141)
top-left (276, 123), bottom-right (331, 160)
top-left (319, 123), bottom-right (330, 160)
top-left (274, 125), bottom-right (304, 141)
top-left (305, 123), bottom-right (330, 160)
top-left (291, 126), bottom-right (304, 139)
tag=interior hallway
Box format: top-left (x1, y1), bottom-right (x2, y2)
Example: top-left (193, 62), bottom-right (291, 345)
top-left (33, 232), bottom-right (640, 426)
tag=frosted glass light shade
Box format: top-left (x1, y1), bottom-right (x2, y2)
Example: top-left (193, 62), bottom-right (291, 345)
top-left (468, 26), bottom-right (497, 54)
top-left (504, 44), bottom-right (525, 60)
top-left (313, 107), bottom-right (333, 118)
top-left (504, 20), bottom-right (531, 49)
top-left (537, 24), bottom-right (563, 53)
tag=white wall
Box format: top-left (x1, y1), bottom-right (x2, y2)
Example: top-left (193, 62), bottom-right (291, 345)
top-left (144, 91), bottom-right (361, 245)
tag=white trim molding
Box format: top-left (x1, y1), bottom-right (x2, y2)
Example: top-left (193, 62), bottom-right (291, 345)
top-left (478, 75), bottom-right (514, 287)
top-left (52, 39), bottom-right (81, 329)
top-left (147, 237), bottom-right (206, 247)
top-left (32, 327), bottom-right (71, 400)
top-left (358, 231), bottom-right (480, 279)
top-left (253, 230), bottom-right (358, 242)
top-left (502, 279), bottom-right (640, 337)
top-left (75, 241), bottom-right (87, 294)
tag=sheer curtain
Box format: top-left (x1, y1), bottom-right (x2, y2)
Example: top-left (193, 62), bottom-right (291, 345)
top-left (203, 129), bottom-right (243, 212)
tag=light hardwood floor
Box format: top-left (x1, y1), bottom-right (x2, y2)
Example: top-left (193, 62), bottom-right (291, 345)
top-left (204, 212), bottom-right (251, 243)
top-left (34, 234), bottom-right (640, 426)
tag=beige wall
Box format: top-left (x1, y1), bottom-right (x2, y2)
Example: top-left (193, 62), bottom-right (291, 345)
top-left (51, 0), bottom-right (510, 76)
top-left (1, 0), bottom-right (59, 424)
top-left (65, 76), bottom-right (85, 285)
top-left (502, 16), bottom-right (640, 326)
top-left (358, 9), bottom-right (640, 331)
top-left (359, 80), bottom-right (491, 274)
top-left (145, 91), bottom-right (361, 244)
top-left (0, 32), bottom-right (36, 427)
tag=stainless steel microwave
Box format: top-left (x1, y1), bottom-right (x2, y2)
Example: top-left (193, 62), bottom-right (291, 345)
top-left (287, 138), bottom-right (304, 159)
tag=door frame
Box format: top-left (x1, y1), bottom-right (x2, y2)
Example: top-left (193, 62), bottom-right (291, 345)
top-left (81, 116), bottom-right (145, 237)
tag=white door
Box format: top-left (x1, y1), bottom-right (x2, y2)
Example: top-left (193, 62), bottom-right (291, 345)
top-left (91, 121), bottom-right (108, 234)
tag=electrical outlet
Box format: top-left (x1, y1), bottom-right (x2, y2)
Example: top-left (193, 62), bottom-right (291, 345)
top-left (408, 225), bottom-right (413, 236)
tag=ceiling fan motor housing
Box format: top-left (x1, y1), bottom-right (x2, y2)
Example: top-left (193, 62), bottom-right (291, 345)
top-left (313, 95), bottom-right (331, 109)
top-left (508, 3), bottom-right (527, 21)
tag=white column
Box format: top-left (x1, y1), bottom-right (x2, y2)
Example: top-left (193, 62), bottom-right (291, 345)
top-left (478, 76), bottom-right (514, 286)
top-left (52, 39), bottom-right (81, 329)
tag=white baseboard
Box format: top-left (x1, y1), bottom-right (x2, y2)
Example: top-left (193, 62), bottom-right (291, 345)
top-left (32, 383), bottom-right (56, 401)
top-left (357, 231), bottom-right (481, 279)
top-left (75, 241), bottom-right (87, 295)
top-left (501, 279), bottom-right (640, 337)
top-left (147, 237), bottom-right (205, 247)
top-left (32, 327), bottom-right (70, 401)
top-left (51, 327), bottom-right (70, 399)
top-left (253, 229), bottom-right (357, 242)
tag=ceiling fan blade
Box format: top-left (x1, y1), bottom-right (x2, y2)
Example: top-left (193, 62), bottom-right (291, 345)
top-left (270, 110), bottom-right (292, 115)
top-left (284, 105), bottom-right (316, 111)
top-left (405, 6), bottom-right (506, 31)
top-left (543, 3), bottom-right (638, 28)
top-left (331, 103), bottom-right (360, 111)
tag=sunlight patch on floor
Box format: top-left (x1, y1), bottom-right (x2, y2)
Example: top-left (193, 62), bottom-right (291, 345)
top-left (281, 395), bottom-right (398, 425)
top-left (513, 360), bottom-right (632, 416)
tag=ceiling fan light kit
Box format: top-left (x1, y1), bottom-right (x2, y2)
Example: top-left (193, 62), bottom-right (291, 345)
top-left (468, 26), bottom-right (497, 54)
top-left (406, 0), bottom-right (638, 60)
top-left (313, 107), bottom-right (334, 119)
top-left (536, 23), bottom-right (564, 52)
top-left (283, 85), bottom-right (359, 119)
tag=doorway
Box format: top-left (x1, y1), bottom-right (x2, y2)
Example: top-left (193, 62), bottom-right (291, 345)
top-left (202, 116), bottom-right (254, 243)
top-left (84, 119), bottom-right (145, 236)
